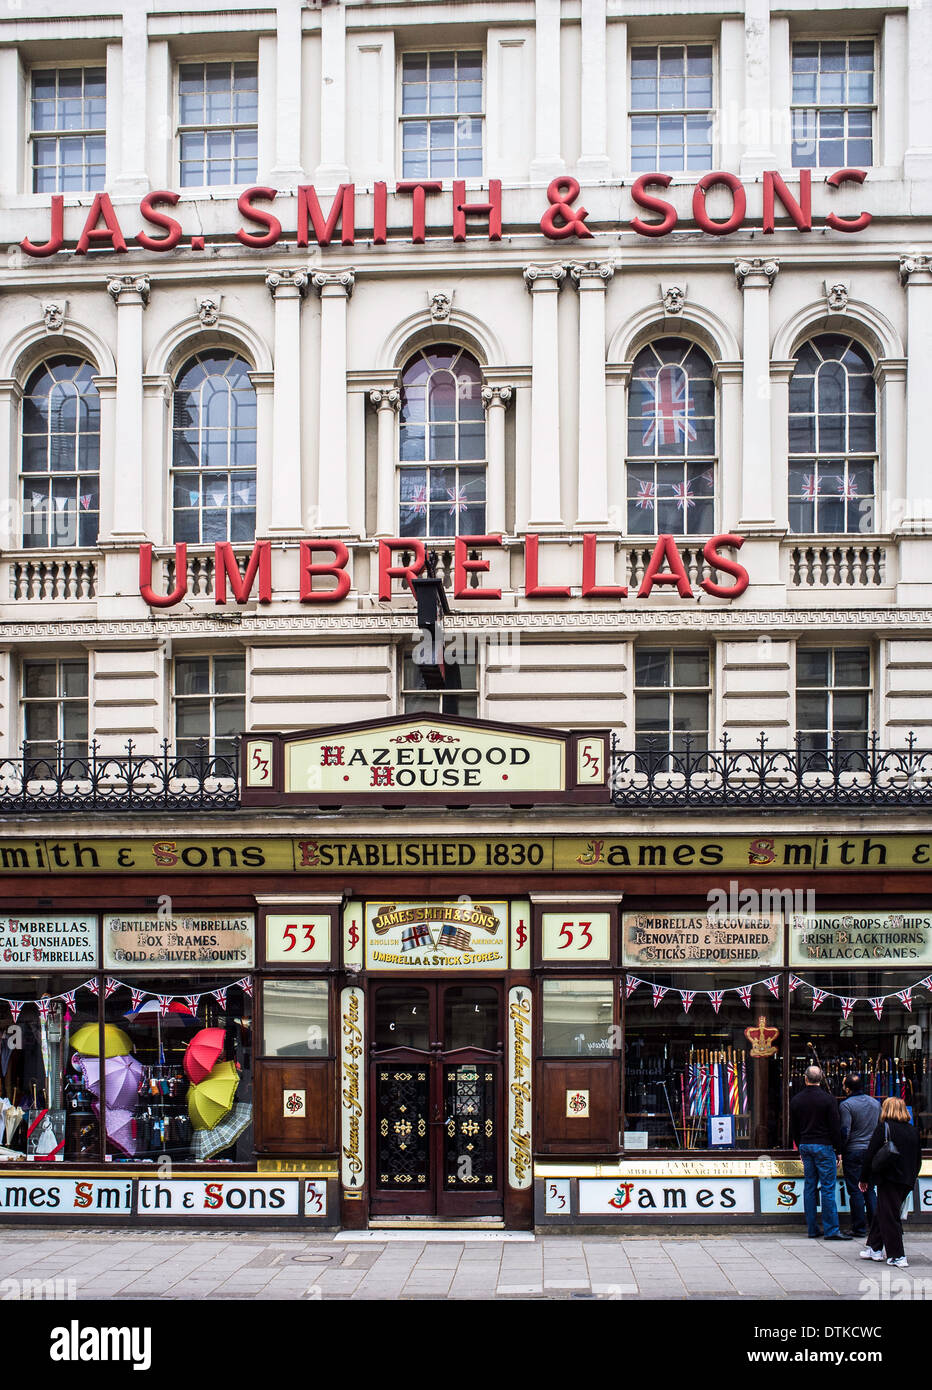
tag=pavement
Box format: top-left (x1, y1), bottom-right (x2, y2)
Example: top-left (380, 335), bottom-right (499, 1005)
top-left (0, 1227), bottom-right (931, 1300)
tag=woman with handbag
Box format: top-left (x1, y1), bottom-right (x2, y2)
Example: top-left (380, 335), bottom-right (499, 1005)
top-left (858, 1096), bottom-right (922, 1268)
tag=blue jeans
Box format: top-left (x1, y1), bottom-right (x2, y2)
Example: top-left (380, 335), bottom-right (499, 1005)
top-left (800, 1143), bottom-right (840, 1237)
top-left (842, 1148), bottom-right (876, 1233)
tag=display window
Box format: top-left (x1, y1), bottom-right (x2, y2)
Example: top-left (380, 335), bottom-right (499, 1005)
top-left (788, 972), bottom-right (932, 1144)
top-left (261, 980), bottom-right (329, 1057)
top-left (623, 974), bottom-right (781, 1151)
top-left (100, 979), bottom-right (253, 1163)
top-left (540, 978), bottom-right (615, 1056)
top-left (0, 976), bottom-right (97, 1161)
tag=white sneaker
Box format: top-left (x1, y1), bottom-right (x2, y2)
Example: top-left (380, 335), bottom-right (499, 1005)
top-left (887, 1256), bottom-right (909, 1268)
top-left (859, 1248), bottom-right (884, 1260)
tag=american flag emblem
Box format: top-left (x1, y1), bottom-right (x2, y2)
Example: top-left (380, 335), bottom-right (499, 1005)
top-left (641, 364), bottom-right (697, 447)
top-left (401, 924), bottom-right (433, 952)
top-left (439, 925), bottom-right (473, 952)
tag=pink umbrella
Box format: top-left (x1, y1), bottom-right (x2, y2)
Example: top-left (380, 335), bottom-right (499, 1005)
top-left (76, 1054), bottom-right (144, 1110)
top-left (92, 1102), bottom-right (136, 1157)
top-left (183, 1028), bottom-right (225, 1085)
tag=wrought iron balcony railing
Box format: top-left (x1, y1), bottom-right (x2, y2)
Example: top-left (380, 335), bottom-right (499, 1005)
top-left (0, 734), bottom-right (930, 813)
top-left (0, 740), bottom-right (240, 812)
top-left (610, 732), bottom-right (932, 807)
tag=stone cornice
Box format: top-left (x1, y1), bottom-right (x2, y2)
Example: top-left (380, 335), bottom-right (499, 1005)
top-left (0, 608), bottom-right (929, 643)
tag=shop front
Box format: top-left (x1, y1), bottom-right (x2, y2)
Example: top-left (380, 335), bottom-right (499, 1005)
top-left (0, 715), bottom-right (930, 1229)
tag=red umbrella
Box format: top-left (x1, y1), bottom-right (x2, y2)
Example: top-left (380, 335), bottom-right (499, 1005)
top-left (184, 1028), bottom-right (226, 1085)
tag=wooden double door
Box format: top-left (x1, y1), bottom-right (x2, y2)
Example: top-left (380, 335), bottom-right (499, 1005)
top-left (369, 981), bottom-right (504, 1218)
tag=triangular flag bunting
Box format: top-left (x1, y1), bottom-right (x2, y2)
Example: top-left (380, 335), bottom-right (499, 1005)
top-left (870, 997), bottom-right (884, 1021)
top-left (651, 984), bottom-right (668, 1009)
top-left (680, 989), bottom-right (696, 1014)
top-left (919, 976), bottom-right (932, 994)
top-left (157, 995), bottom-right (172, 1018)
top-left (764, 976), bottom-right (780, 999)
top-left (840, 998), bottom-right (855, 1021)
top-left (130, 987), bottom-right (146, 1010)
top-left (811, 988), bottom-right (827, 1011)
top-left (737, 984), bottom-right (753, 1008)
top-left (85, 979), bottom-right (100, 995)
top-left (36, 997), bottom-right (51, 1020)
top-left (213, 987), bottom-right (228, 1007)
top-left (9, 1001), bottom-right (22, 1023)
top-left (184, 995), bottom-right (200, 1011)
top-left (708, 990), bottom-right (724, 1014)
top-left (624, 977), bottom-right (642, 1000)
top-left (238, 978), bottom-right (253, 998)
top-left (104, 978), bottom-right (119, 999)
top-left (897, 988), bottom-right (913, 1012)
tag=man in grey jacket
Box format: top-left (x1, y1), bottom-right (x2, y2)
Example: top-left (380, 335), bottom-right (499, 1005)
top-left (840, 1074), bottom-right (881, 1238)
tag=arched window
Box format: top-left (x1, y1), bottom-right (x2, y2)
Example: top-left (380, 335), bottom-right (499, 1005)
top-left (788, 335), bottom-right (876, 534)
top-left (172, 350), bottom-right (256, 542)
top-left (398, 346), bottom-right (485, 538)
top-left (21, 357), bottom-right (100, 548)
top-left (626, 338), bottom-right (715, 536)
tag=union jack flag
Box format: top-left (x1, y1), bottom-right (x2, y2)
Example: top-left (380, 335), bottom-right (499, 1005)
top-left (635, 479), bottom-right (656, 510)
top-left (641, 365), bottom-right (697, 448)
top-left (80, 494), bottom-right (93, 510)
top-left (238, 978), bottom-right (253, 998)
top-left (439, 925), bottom-right (472, 952)
top-left (680, 989), bottom-right (696, 1013)
top-left (708, 989), bottom-right (724, 1014)
top-left (403, 485), bottom-right (427, 517)
top-left (671, 479), bottom-right (695, 511)
top-left (651, 984), bottom-right (668, 1008)
top-left (788, 975), bottom-right (802, 994)
top-left (130, 987), bottom-right (146, 1011)
top-left (764, 976), bottom-right (781, 999)
top-left (897, 987), bottom-right (913, 1012)
top-left (920, 976), bottom-right (932, 994)
top-left (446, 486), bottom-right (470, 516)
top-left (36, 996), bottom-right (51, 1021)
top-left (401, 924), bottom-right (433, 953)
top-left (836, 475), bottom-right (859, 498)
top-left (60, 990), bottom-right (77, 1011)
top-left (737, 984), bottom-right (753, 1008)
top-left (624, 976), bottom-right (643, 999)
top-left (840, 997), bottom-right (856, 1021)
top-left (184, 994), bottom-right (201, 1011)
top-left (8, 1001), bottom-right (22, 1023)
top-left (85, 978), bottom-right (100, 996)
top-left (213, 987), bottom-right (229, 1007)
top-left (800, 475), bottom-right (820, 500)
top-left (870, 997), bottom-right (884, 1021)
top-left (104, 978), bottom-right (119, 999)
top-left (157, 995), bottom-right (172, 1017)
top-left (810, 987), bottom-right (827, 1011)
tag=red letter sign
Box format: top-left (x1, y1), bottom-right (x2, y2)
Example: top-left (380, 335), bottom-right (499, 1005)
top-left (214, 541), bottom-right (272, 605)
top-left (454, 535), bottom-right (502, 599)
top-left (139, 543), bottom-right (187, 608)
top-left (637, 535), bottom-right (693, 598)
top-left (378, 539), bottom-right (426, 601)
top-left (299, 541), bottom-right (352, 602)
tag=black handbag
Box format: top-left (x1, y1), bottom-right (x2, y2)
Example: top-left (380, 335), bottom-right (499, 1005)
top-left (871, 1122), bottom-right (900, 1177)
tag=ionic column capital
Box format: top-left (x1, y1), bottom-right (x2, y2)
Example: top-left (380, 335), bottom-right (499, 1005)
top-left (312, 269), bottom-right (355, 299)
top-left (265, 268), bottom-right (309, 300)
top-left (567, 260), bottom-right (615, 289)
top-left (481, 385), bottom-right (513, 409)
top-left (369, 388), bottom-right (400, 411)
top-left (524, 264), bottom-right (566, 292)
top-left (734, 258), bottom-right (779, 288)
top-left (106, 274), bottom-right (150, 306)
top-left (899, 254), bottom-right (932, 287)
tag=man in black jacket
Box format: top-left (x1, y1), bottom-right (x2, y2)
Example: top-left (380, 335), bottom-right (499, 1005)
top-left (789, 1065), bottom-right (851, 1240)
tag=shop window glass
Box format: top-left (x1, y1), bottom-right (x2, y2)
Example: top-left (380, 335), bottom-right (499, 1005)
top-left (626, 338), bottom-right (716, 535)
top-left (398, 346), bottom-right (486, 538)
top-left (402, 644), bottom-right (477, 717)
top-left (629, 44), bottom-right (714, 172)
top-left (444, 985), bottom-right (498, 1051)
top-left (21, 357), bottom-right (100, 548)
top-left (0, 977), bottom-right (98, 1160)
top-left (788, 335), bottom-right (875, 534)
top-left (261, 980), bottom-right (329, 1057)
top-left (791, 40), bottom-right (875, 168)
top-left (30, 67), bottom-right (106, 193)
top-left (178, 61), bottom-right (258, 186)
top-left (401, 51), bottom-right (483, 178)
top-left (624, 974), bottom-right (780, 1150)
top-left (172, 351), bottom-right (257, 543)
top-left (789, 972), bottom-right (932, 1146)
top-left (541, 978), bottom-right (614, 1057)
top-left (374, 985), bottom-right (430, 1051)
top-left (102, 980), bottom-right (252, 1163)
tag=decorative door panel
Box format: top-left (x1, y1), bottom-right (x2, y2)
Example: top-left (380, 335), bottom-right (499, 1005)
top-left (375, 1066), bottom-right (430, 1192)
top-left (443, 1063), bottom-right (498, 1193)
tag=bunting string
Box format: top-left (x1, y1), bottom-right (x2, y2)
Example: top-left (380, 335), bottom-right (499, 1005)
top-left (0, 975), bottom-right (254, 1017)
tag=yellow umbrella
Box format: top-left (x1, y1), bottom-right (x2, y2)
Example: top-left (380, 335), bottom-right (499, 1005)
top-left (188, 1060), bottom-right (239, 1131)
top-left (70, 1024), bottom-right (132, 1058)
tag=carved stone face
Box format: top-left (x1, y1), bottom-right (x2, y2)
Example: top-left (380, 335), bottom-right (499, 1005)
top-left (429, 292), bottom-right (452, 322)
top-left (826, 283), bottom-right (848, 311)
top-left (662, 287), bottom-right (685, 314)
top-left (197, 298), bottom-right (220, 327)
top-left (43, 303), bottom-right (64, 332)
